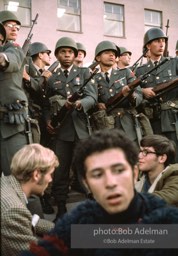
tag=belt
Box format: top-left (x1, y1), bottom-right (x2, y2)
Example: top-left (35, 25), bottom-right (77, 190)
top-left (161, 100), bottom-right (178, 110)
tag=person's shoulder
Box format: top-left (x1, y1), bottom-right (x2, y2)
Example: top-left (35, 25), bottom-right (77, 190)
top-left (140, 193), bottom-right (178, 223)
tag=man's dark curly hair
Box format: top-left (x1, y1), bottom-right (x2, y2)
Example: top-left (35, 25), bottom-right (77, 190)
top-left (72, 129), bottom-right (139, 179)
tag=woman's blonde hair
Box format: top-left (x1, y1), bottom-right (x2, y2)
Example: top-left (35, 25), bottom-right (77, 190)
top-left (11, 144), bottom-right (59, 182)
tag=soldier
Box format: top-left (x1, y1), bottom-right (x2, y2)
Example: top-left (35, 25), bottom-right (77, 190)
top-left (135, 27), bottom-right (178, 162)
top-left (23, 42), bottom-right (55, 214)
top-left (91, 40), bottom-right (144, 146)
top-left (74, 42), bottom-right (87, 67)
top-left (23, 42), bottom-right (52, 145)
top-left (45, 37), bottom-right (97, 220)
top-left (0, 10), bottom-right (28, 176)
top-left (117, 46), bottom-right (132, 69)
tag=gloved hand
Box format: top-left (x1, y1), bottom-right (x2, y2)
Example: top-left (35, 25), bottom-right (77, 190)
top-left (4, 102), bottom-right (27, 124)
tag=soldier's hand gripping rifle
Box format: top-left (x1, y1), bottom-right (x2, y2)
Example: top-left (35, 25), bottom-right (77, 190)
top-left (152, 77), bottom-right (178, 99)
top-left (22, 13), bottom-right (39, 56)
top-left (51, 68), bottom-right (99, 127)
top-left (106, 58), bottom-right (169, 113)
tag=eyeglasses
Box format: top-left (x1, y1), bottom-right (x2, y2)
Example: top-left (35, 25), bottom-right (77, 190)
top-left (5, 23), bottom-right (21, 31)
top-left (139, 149), bottom-right (158, 157)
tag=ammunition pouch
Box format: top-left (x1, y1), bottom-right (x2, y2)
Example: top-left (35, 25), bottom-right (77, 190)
top-left (2, 101), bottom-right (28, 125)
top-left (160, 100), bottom-right (178, 111)
top-left (49, 95), bottom-right (66, 117)
top-left (90, 110), bottom-right (115, 131)
top-left (30, 118), bottom-right (41, 143)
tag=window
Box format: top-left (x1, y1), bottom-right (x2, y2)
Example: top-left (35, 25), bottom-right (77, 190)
top-left (104, 2), bottom-right (124, 37)
top-left (57, 0), bottom-right (81, 32)
top-left (144, 9), bottom-right (162, 32)
top-left (4, 0), bottom-right (31, 27)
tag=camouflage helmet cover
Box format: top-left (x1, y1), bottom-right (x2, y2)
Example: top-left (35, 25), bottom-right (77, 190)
top-left (144, 27), bottom-right (168, 48)
top-left (29, 42), bottom-right (51, 56)
top-left (55, 37), bottom-right (78, 57)
top-left (95, 40), bottom-right (118, 59)
top-left (0, 10), bottom-right (21, 25)
top-left (0, 22), bottom-right (6, 44)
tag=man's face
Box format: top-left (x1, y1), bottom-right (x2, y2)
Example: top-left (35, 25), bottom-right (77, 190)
top-left (147, 38), bottom-right (166, 57)
top-left (34, 167), bottom-right (55, 196)
top-left (3, 21), bottom-right (20, 41)
top-left (56, 47), bottom-right (75, 68)
top-left (83, 148), bottom-right (136, 214)
top-left (138, 146), bottom-right (160, 172)
top-left (75, 50), bottom-right (85, 62)
top-left (119, 53), bottom-right (131, 67)
top-left (96, 50), bottom-right (116, 67)
top-left (39, 51), bottom-right (51, 66)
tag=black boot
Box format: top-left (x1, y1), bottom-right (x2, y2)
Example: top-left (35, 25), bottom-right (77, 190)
top-left (53, 201), bottom-right (67, 223)
top-left (40, 194), bottom-right (54, 214)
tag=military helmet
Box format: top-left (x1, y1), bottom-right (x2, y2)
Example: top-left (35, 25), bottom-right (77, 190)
top-left (76, 42), bottom-right (86, 57)
top-left (29, 42), bottom-right (51, 56)
top-left (95, 41), bottom-right (118, 59)
top-left (119, 47), bottom-right (132, 56)
top-left (144, 27), bottom-right (168, 47)
top-left (0, 22), bottom-right (6, 44)
top-left (55, 37), bottom-right (78, 57)
top-left (0, 10), bottom-right (21, 25)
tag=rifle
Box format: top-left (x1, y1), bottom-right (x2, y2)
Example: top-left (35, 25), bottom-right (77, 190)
top-left (152, 78), bottom-right (178, 98)
top-left (88, 61), bottom-right (99, 71)
top-left (22, 13), bottom-right (39, 56)
top-left (163, 19), bottom-right (169, 57)
top-left (51, 67), bottom-right (99, 127)
top-left (106, 58), bottom-right (169, 113)
top-left (131, 48), bottom-right (148, 72)
top-left (39, 60), bottom-right (59, 89)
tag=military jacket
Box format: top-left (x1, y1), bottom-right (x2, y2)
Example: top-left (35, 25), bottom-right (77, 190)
top-left (46, 65), bottom-right (97, 141)
top-left (0, 42), bottom-right (28, 138)
top-left (136, 57), bottom-right (178, 132)
top-left (94, 68), bottom-right (143, 142)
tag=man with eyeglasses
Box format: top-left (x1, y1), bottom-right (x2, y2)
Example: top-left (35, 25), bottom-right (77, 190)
top-left (135, 134), bottom-right (178, 207)
top-left (0, 10), bottom-right (28, 176)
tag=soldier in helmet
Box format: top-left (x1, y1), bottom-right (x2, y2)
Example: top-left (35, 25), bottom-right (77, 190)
top-left (136, 27), bottom-right (178, 162)
top-left (117, 46), bottom-right (132, 70)
top-left (74, 42), bottom-right (87, 67)
top-left (22, 42), bottom-right (56, 214)
top-left (0, 10), bottom-right (28, 176)
top-left (45, 36), bottom-right (97, 221)
top-left (91, 40), bottom-right (144, 146)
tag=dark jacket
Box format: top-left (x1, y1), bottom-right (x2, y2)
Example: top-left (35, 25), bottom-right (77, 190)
top-left (46, 65), bottom-right (97, 141)
top-left (21, 192), bottom-right (178, 256)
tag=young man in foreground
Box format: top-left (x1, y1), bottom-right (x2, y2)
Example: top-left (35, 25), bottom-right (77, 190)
top-left (22, 129), bottom-right (178, 256)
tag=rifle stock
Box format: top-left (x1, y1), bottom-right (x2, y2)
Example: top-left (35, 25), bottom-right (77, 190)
top-left (152, 78), bottom-right (178, 97)
top-left (51, 67), bottom-right (98, 127)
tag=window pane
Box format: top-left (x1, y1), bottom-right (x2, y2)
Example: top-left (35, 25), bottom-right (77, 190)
top-left (104, 2), bottom-right (124, 37)
top-left (4, 0), bottom-right (31, 26)
top-left (57, 13), bottom-right (80, 32)
top-left (57, 0), bottom-right (81, 32)
top-left (145, 9), bottom-right (161, 27)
